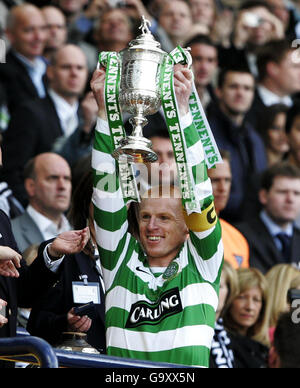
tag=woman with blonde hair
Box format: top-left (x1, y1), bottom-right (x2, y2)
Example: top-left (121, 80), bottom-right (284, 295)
top-left (223, 267), bottom-right (270, 368)
top-left (265, 264), bottom-right (300, 339)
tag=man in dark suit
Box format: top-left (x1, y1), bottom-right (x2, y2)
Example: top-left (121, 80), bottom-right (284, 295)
top-left (1, 44), bottom-right (92, 205)
top-left (26, 169), bottom-right (106, 353)
top-left (0, 144), bottom-right (92, 368)
top-left (246, 39), bottom-right (300, 128)
top-left (185, 34), bottom-right (218, 112)
top-left (207, 66), bottom-right (268, 224)
top-left (0, 210), bottom-right (89, 338)
top-left (26, 246), bottom-right (106, 353)
top-left (236, 162), bottom-right (300, 273)
top-left (0, 3), bottom-right (48, 115)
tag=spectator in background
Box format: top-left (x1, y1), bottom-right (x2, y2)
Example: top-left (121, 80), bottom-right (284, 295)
top-left (256, 103), bottom-right (289, 167)
top-left (55, 0), bottom-right (91, 43)
top-left (185, 34), bottom-right (218, 111)
top-left (124, 0), bottom-right (182, 53)
top-left (242, 103), bottom-right (289, 221)
top-left (208, 150), bottom-right (249, 269)
top-left (236, 162), bottom-right (300, 273)
top-left (41, 5), bottom-right (67, 61)
top-left (207, 66), bottom-right (267, 223)
top-left (11, 153), bottom-right (72, 254)
top-left (1, 44), bottom-right (90, 205)
top-left (56, 91), bottom-right (98, 167)
top-left (187, 0), bottom-right (217, 35)
top-left (218, 1), bottom-right (284, 76)
top-left (0, 119), bottom-right (24, 220)
top-left (247, 39), bottom-right (300, 127)
top-left (27, 169), bottom-right (106, 354)
top-left (0, 3), bottom-right (48, 115)
top-left (265, 0), bottom-right (299, 40)
top-left (268, 311), bottom-right (300, 368)
top-left (147, 0), bottom-right (164, 19)
top-left (265, 263), bottom-right (300, 342)
top-left (0, 0), bottom-right (23, 33)
top-left (157, 0), bottom-right (193, 49)
top-left (78, 7), bottom-right (134, 74)
top-left (223, 268), bottom-right (270, 368)
top-left (285, 100), bottom-right (300, 230)
top-left (0, 133), bottom-right (90, 368)
top-left (145, 130), bottom-right (177, 187)
top-left (285, 100), bottom-right (300, 170)
top-left (210, 261), bottom-right (239, 368)
top-left (0, 182), bottom-right (24, 220)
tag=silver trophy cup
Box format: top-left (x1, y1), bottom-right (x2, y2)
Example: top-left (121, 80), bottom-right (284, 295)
top-left (112, 17), bottom-right (168, 163)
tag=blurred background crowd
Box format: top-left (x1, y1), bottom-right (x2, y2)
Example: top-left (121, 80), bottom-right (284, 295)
top-left (1, 0), bottom-right (300, 368)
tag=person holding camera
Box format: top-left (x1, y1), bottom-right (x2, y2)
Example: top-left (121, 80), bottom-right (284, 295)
top-left (218, 1), bottom-right (284, 76)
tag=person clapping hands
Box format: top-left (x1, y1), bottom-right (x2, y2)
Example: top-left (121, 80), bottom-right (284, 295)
top-left (0, 227), bottom-right (90, 278)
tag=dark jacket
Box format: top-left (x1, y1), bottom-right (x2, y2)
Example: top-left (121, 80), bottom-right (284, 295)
top-left (236, 216), bottom-right (300, 274)
top-left (1, 94), bottom-right (82, 205)
top-left (228, 332), bottom-right (269, 368)
top-left (0, 210), bottom-right (57, 338)
top-left (207, 103), bottom-right (267, 223)
top-left (0, 50), bottom-right (47, 115)
top-left (27, 251), bottom-right (106, 353)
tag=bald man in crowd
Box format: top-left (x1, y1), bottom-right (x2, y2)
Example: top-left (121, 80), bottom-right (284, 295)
top-left (0, 3), bottom-right (48, 114)
top-left (0, 143), bottom-right (89, 368)
top-left (0, 44), bottom-right (95, 205)
top-left (11, 153), bottom-right (72, 254)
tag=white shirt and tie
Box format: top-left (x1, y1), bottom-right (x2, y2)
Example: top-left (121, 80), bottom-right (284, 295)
top-left (48, 89), bottom-right (80, 152)
top-left (27, 205), bottom-right (71, 241)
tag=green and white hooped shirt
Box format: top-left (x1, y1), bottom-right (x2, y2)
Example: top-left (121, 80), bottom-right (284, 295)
top-left (92, 115), bottom-right (223, 367)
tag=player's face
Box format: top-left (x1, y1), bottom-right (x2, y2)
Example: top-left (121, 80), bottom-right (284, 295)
top-left (138, 196), bottom-right (188, 267)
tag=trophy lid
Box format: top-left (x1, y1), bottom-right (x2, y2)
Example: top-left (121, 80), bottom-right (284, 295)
top-left (127, 16), bottom-right (166, 54)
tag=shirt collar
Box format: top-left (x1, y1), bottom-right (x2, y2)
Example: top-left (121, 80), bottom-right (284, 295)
top-left (27, 205), bottom-right (71, 240)
top-left (260, 209), bottom-right (293, 237)
top-left (48, 88), bottom-right (79, 116)
top-left (257, 84), bottom-right (293, 107)
top-left (13, 50), bottom-right (46, 73)
top-left (48, 88), bottom-right (79, 133)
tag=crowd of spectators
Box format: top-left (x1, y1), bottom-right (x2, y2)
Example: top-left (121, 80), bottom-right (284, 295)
top-left (1, 0), bottom-right (300, 368)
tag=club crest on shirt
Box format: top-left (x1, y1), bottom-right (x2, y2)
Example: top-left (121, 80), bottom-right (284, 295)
top-left (125, 287), bottom-right (183, 328)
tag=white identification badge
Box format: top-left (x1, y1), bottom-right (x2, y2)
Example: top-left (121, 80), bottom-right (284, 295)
top-left (72, 282), bottom-right (101, 304)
